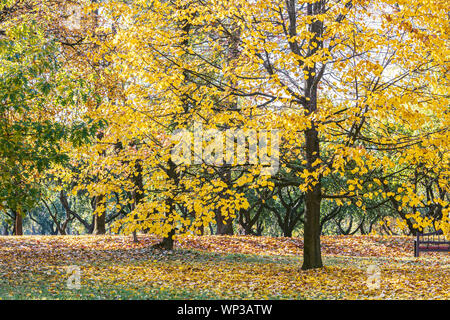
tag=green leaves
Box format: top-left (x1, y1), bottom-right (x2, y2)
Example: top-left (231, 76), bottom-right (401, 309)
top-left (69, 119), bottom-right (108, 148)
top-left (0, 11), bottom-right (99, 212)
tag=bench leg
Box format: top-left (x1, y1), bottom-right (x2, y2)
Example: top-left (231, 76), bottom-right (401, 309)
top-left (414, 242), bottom-right (419, 257)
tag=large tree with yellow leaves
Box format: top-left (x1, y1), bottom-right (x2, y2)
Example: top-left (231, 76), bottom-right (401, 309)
top-left (44, 0), bottom-right (449, 269)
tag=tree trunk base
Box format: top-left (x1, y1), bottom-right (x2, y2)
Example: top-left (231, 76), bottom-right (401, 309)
top-left (300, 259), bottom-right (323, 270)
top-left (132, 231), bottom-right (139, 243)
top-left (152, 237), bottom-right (174, 250)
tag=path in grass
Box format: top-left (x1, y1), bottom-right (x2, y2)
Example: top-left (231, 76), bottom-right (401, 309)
top-left (0, 235), bottom-right (448, 299)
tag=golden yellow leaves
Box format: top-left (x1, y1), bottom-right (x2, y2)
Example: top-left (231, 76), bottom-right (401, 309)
top-left (0, 235), bottom-right (448, 300)
top-left (39, 0), bottom-right (450, 246)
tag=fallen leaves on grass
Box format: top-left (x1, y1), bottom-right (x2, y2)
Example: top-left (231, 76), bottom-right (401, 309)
top-left (0, 235), bottom-right (448, 300)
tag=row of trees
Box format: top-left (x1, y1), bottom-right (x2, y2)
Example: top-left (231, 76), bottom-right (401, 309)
top-left (1, 179), bottom-right (416, 238)
top-left (0, 0), bottom-right (448, 269)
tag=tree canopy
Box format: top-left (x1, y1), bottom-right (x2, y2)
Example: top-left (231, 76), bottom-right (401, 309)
top-left (0, 0), bottom-right (448, 270)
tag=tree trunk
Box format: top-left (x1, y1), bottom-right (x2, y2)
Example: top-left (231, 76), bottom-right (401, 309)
top-left (131, 158), bottom-right (144, 243)
top-left (154, 161), bottom-right (178, 250)
top-left (283, 226), bottom-right (293, 238)
top-left (198, 224), bottom-right (204, 236)
top-left (301, 1), bottom-right (324, 270)
top-left (60, 190), bottom-right (92, 233)
top-left (93, 212), bottom-right (105, 235)
top-left (153, 229), bottom-right (175, 250)
top-left (14, 210), bottom-right (23, 236)
top-left (301, 127), bottom-right (323, 270)
top-left (215, 210), bottom-right (234, 235)
top-left (92, 195), bottom-right (106, 235)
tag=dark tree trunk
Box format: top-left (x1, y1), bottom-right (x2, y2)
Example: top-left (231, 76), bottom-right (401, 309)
top-left (152, 5), bottom-right (193, 249)
top-left (153, 160), bottom-right (179, 250)
top-left (238, 209), bottom-right (252, 235)
top-left (93, 213), bottom-right (106, 235)
top-left (301, 1), bottom-right (324, 270)
top-left (215, 210), bottom-right (234, 235)
top-left (255, 220), bottom-right (264, 236)
top-left (198, 224), bottom-right (204, 236)
top-left (238, 204), bottom-right (264, 236)
top-left (92, 195), bottom-right (106, 235)
top-left (213, 20), bottom-right (242, 237)
top-left (131, 158), bottom-right (144, 243)
top-left (153, 229), bottom-right (175, 250)
top-left (14, 210), bottom-right (23, 236)
top-left (301, 131), bottom-right (323, 269)
top-left (92, 130), bottom-right (106, 235)
top-left (283, 226), bottom-right (293, 238)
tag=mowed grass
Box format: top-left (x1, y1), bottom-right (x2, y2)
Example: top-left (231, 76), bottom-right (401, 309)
top-left (0, 235), bottom-right (448, 300)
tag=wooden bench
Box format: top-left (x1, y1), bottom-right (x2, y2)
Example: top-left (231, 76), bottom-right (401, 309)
top-left (414, 230), bottom-right (450, 257)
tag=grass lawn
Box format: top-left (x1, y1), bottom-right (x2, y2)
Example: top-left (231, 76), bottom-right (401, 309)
top-left (0, 235), bottom-right (448, 300)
